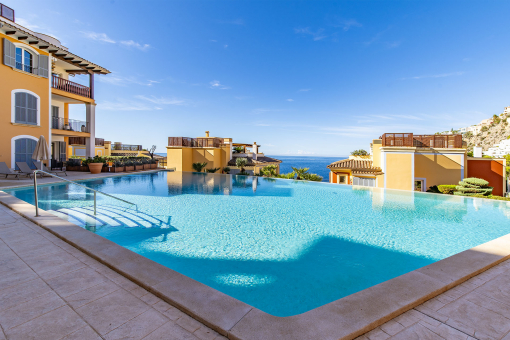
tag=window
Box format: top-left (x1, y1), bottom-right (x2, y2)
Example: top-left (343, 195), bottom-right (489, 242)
top-left (353, 177), bottom-right (376, 187)
top-left (14, 92), bottom-right (38, 125)
top-left (14, 138), bottom-right (37, 170)
top-left (339, 175), bottom-right (347, 184)
top-left (15, 47), bottom-right (33, 73)
top-left (414, 180), bottom-right (423, 192)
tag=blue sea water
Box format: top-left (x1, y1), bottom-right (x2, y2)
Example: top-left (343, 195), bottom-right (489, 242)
top-left (6, 171), bottom-right (510, 316)
top-left (269, 155), bottom-right (346, 181)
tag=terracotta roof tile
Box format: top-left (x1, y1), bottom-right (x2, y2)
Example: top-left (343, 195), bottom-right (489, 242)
top-left (327, 159), bottom-right (383, 175)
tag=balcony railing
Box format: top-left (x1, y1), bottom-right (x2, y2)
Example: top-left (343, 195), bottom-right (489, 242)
top-left (69, 137), bottom-right (105, 146)
top-left (112, 144), bottom-right (142, 151)
top-left (381, 133), bottom-right (464, 149)
top-left (0, 3), bottom-right (14, 22)
top-left (52, 117), bottom-right (90, 133)
top-left (168, 137), bottom-right (224, 148)
top-left (52, 75), bottom-right (91, 98)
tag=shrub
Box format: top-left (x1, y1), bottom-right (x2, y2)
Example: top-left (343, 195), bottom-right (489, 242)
top-left (206, 167), bottom-right (220, 173)
top-left (233, 146), bottom-right (244, 154)
top-left (236, 158), bottom-right (248, 173)
top-left (426, 185), bottom-right (441, 193)
top-left (237, 171), bottom-right (250, 176)
top-left (278, 172), bottom-right (296, 179)
top-left (259, 164), bottom-right (279, 177)
top-left (192, 162), bottom-right (208, 172)
top-left (464, 132), bottom-right (473, 138)
top-left (222, 167), bottom-right (231, 174)
top-left (302, 173), bottom-right (323, 181)
top-left (351, 149), bottom-right (369, 156)
top-left (454, 177), bottom-right (493, 196)
top-left (438, 185), bottom-right (456, 195)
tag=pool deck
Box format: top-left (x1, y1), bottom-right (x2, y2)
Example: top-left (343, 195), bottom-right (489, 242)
top-left (2, 173), bottom-right (510, 339)
top-left (0, 203), bottom-right (225, 340)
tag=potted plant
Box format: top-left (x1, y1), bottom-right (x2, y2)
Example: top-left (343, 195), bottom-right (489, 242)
top-left (142, 158), bottom-right (151, 170)
top-left (124, 160), bottom-right (135, 172)
top-left (113, 159), bottom-right (124, 172)
top-left (66, 157), bottom-right (82, 171)
top-left (87, 158), bottom-right (103, 174)
top-left (81, 157), bottom-right (92, 172)
top-left (107, 156), bottom-right (115, 167)
top-left (150, 159), bottom-right (157, 169)
top-left (222, 167), bottom-right (231, 174)
top-left (135, 159), bottom-right (144, 171)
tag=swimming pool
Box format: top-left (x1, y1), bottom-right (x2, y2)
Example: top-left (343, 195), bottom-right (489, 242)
top-left (4, 171), bottom-right (510, 317)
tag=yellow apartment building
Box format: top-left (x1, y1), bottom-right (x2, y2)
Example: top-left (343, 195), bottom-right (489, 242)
top-left (167, 131), bottom-right (281, 174)
top-left (0, 4), bottom-right (109, 169)
top-left (328, 133), bottom-right (468, 191)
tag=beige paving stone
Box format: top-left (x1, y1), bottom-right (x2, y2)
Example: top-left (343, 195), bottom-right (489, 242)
top-left (60, 326), bottom-right (102, 340)
top-left (177, 314), bottom-right (203, 333)
top-left (4, 305), bottom-right (87, 340)
top-left (418, 314), bottom-right (443, 327)
top-left (0, 265), bottom-right (38, 290)
top-left (140, 292), bottom-right (162, 305)
top-left (438, 299), bottom-right (510, 338)
top-left (0, 291), bottom-right (65, 330)
top-left (20, 249), bottom-right (82, 275)
top-left (104, 308), bottom-right (168, 340)
top-left (464, 291), bottom-right (510, 317)
top-left (392, 310), bottom-right (421, 327)
top-left (163, 305), bottom-right (187, 321)
top-left (153, 299), bottom-right (172, 313)
top-left (37, 260), bottom-right (88, 281)
top-left (193, 326), bottom-right (221, 340)
top-left (213, 335), bottom-right (228, 340)
top-left (389, 322), bottom-right (444, 340)
top-left (129, 285), bottom-right (149, 298)
top-left (380, 319), bottom-right (405, 336)
top-left (64, 280), bottom-right (120, 309)
top-left (0, 278), bottom-right (51, 310)
top-left (420, 321), bottom-right (470, 340)
top-left (365, 327), bottom-right (390, 340)
top-left (46, 266), bottom-right (108, 297)
top-left (143, 321), bottom-right (199, 340)
top-left (76, 289), bottom-right (150, 335)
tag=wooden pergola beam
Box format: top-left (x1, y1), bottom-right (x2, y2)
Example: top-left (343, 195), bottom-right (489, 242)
top-left (5, 31), bottom-right (16, 35)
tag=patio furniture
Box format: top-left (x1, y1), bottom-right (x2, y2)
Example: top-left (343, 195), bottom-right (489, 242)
top-left (33, 161), bottom-right (67, 176)
top-left (15, 162), bottom-right (42, 179)
top-left (0, 162), bottom-right (20, 179)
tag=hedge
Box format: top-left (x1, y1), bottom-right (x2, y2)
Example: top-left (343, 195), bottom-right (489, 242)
top-left (462, 178), bottom-right (490, 187)
top-left (438, 185), bottom-right (456, 195)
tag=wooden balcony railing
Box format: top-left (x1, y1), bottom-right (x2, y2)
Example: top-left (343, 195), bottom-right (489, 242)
top-left (112, 144), bottom-right (142, 151)
top-left (69, 137), bottom-right (105, 146)
top-left (168, 137), bottom-right (224, 148)
top-left (52, 75), bottom-right (91, 98)
top-left (381, 133), bottom-right (464, 149)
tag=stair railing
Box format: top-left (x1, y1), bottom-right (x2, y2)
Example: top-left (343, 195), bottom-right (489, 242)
top-left (33, 170), bottom-right (137, 217)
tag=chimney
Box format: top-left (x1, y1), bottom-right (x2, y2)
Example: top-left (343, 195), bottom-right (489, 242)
top-left (253, 142), bottom-right (258, 160)
top-left (473, 145), bottom-right (482, 158)
top-left (205, 131), bottom-right (210, 137)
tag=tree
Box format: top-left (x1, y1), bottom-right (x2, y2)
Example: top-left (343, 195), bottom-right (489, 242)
top-left (259, 165), bottom-right (278, 177)
top-left (148, 145), bottom-right (156, 160)
top-left (351, 149), bottom-right (369, 156)
top-left (291, 167), bottom-right (309, 180)
top-left (236, 158), bottom-right (248, 173)
top-left (192, 162), bottom-right (208, 172)
top-left (454, 178), bottom-right (493, 196)
top-left (233, 146), bottom-right (244, 154)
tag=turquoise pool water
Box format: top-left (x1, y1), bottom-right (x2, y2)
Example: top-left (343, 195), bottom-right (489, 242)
top-left (5, 171), bottom-right (510, 316)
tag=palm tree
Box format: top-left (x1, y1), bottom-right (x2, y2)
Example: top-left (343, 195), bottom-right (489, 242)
top-left (291, 167), bottom-right (309, 180)
top-left (236, 158), bottom-right (248, 173)
top-left (192, 162), bottom-right (208, 172)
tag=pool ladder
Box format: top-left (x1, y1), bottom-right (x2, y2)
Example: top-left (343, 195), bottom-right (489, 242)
top-left (33, 170), bottom-right (137, 217)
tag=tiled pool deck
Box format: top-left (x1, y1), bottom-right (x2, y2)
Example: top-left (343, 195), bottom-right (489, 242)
top-left (0, 204), bottom-right (225, 340)
top-left (2, 173), bottom-right (510, 339)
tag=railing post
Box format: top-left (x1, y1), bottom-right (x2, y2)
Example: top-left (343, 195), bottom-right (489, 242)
top-left (34, 172), bottom-right (39, 217)
top-left (94, 192), bottom-right (97, 216)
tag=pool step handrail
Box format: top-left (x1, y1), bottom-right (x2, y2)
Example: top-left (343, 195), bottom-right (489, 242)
top-left (33, 170), bottom-right (137, 217)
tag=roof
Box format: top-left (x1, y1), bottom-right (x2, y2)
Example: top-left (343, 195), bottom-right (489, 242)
top-left (228, 156), bottom-right (282, 166)
top-left (0, 17), bottom-right (110, 74)
top-left (327, 159), bottom-right (383, 175)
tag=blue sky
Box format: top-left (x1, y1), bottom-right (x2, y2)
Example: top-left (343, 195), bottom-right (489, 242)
top-left (11, 0), bottom-right (510, 156)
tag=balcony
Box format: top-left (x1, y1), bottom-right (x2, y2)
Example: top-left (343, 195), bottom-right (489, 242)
top-left (168, 137), bottom-right (224, 148)
top-left (52, 117), bottom-right (90, 133)
top-left (52, 75), bottom-right (92, 98)
top-left (112, 144), bottom-right (142, 151)
top-left (381, 133), bottom-right (464, 149)
top-left (69, 137), bottom-right (104, 146)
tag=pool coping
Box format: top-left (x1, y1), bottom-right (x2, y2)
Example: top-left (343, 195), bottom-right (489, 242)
top-left (1, 189), bottom-right (510, 339)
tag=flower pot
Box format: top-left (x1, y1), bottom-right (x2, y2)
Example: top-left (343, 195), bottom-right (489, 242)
top-left (114, 166), bottom-right (124, 172)
top-left (125, 166), bottom-right (134, 171)
top-left (143, 164), bottom-right (151, 170)
top-left (80, 166), bottom-right (89, 172)
top-left (151, 163), bottom-right (157, 169)
top-left (135, 165), bottom-right (144, 171)
top-left (101, 165), bottom-right (109, 172)
top-left (88, 163), bottom-right (103, 174)
top-left (107, 162), bottom-right (113, 167)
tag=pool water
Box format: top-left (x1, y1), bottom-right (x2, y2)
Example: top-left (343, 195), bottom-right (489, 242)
top-left (5, 171), bottom-right (510, 316)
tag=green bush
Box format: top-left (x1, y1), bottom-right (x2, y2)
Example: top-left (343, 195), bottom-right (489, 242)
top-left (351, 149), bottom-right (369, 156)
top-left (222, 167), bottom-right (231, 174)
top-left (237, 171), bottom-right (250, 176)
top-left (454, 177), bottom-right (493, 196)
top-left (463, 178), bottom-right (489, 187)
top-left (192, 162), bottom-right (208, 172)
top-left (438, 185), bottom-right (456, 195)
top-left (302, 173), bottom-right (323, 182)
top-left (426, 185), bottom-right (441, 193)
top-left (206, 167), bottom-right (220, 173)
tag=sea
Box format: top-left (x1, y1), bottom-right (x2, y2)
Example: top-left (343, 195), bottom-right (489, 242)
top-left (156, 154), bottom-right (346, 182)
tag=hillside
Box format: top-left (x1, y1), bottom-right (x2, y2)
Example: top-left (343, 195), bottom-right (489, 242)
top-left (463, 113), bottom-right (510, 152)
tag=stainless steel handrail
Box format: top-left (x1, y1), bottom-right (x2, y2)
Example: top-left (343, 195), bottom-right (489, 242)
top-left (33, 170), bottom-right (136, 217)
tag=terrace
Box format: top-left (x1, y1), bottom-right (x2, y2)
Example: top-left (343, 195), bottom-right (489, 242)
top-left (112, 143), bottom-right (142, 151)
top-left (168, 137), bottom-right (225, 148)
top-left (69, 137), bottom-right (105, 146)
top-left (51, 117), bottom-right (90, 133)
top-left (381, 133), bottom-right (465, 149)
top-left (52, 75), bottom-right (92, 99)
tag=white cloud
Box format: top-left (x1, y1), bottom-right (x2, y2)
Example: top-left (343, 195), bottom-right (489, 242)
top-left (402, 72), bottom-right (465, 80)
top-left (339, 19), bottom-right (362, 31)
top-left (81, 31), bottom-right (116, 43)
top-left (294, 27), bottom-right (327, 41)
top-left (135, 95), bottom-right (186, 105)
top-left (16, 18), bottom-right (40, 31)
top-left (209, 80), bottom-right (230, 90)
top-left (120, 40), bottom-right (150, 51)
top-left (287, 99), bottom-right (294, 102)
top-left (224, 44), bottom-right (229, 48)
top-left (97, 74), bottom-right (160, 87)
top-left (100, 101), bottom-right (153, 111)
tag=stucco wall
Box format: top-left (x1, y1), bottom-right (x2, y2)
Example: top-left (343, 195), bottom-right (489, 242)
top-left (385, 153), bottom-right (413, 190)
top-left (467, 159), bottom-right (505, 196)
top-left (415, 153), bottom-right (463, 189)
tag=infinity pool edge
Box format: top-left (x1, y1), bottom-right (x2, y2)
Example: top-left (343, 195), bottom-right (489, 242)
top-left (1, 190), bottom-right (509, 340)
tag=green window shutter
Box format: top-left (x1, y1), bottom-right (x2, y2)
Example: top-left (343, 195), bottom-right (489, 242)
top-left (3, 38), bottom-right (15, 68)
top-left (38, 54), bottom-right (49, 78)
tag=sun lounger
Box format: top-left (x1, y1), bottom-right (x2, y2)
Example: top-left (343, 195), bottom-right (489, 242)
top-left (33, 161), bottom-right (67, 176)
top-left (0, 162), bottom-right (20, 179)
top-left (15, 162), bottom-right (42, 179)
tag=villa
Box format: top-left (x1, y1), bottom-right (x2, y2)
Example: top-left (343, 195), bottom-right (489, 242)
top-left (328, 133), bottom-right (506, 195)
top-left (0, 6), bottom-right (109, 170)
top-left (167, 131), bottom-right (281, 174)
